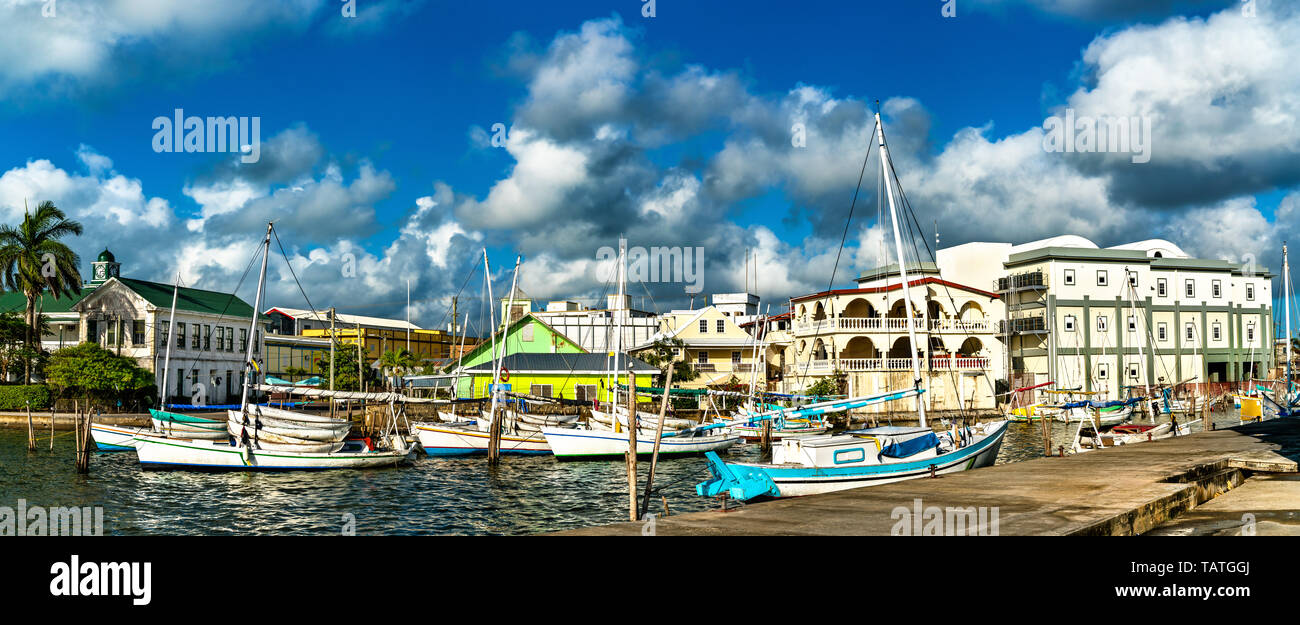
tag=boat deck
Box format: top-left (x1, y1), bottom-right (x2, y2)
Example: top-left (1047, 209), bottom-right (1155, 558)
top-left (555, 419), bottom-right (1300, 535)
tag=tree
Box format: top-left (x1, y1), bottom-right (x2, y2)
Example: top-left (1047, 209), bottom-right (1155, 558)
top-left (317, 348), bottom-right (378, 392)
top-left (636, 337), bottom-right (699, 386)
top-left (378, 348), bottom-right (417, 389)
top-left (805, 369), bottom-right (847, 399)
top-left (45, 342), bottom-right (155, 409)
top-left (0, 200), bottom-right (84, 383)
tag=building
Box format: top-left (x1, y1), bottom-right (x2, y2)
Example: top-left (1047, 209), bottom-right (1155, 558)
top-left (644, 305), bottom-right (764, 390)
top-left (784, 261), bottom-right (1005, 411)
top-left (265, 306), bottom-right (460, 364)
top-left (953, 236), bottom-right (1272, 400)
top-left (452, 313), bottom-right (587, 397)
top-left (459, 353), bottom-right (657, 403)
top-left (531, 294), bottom-right (658, 353)
top-left (65, 249), bottom-right (267, 404)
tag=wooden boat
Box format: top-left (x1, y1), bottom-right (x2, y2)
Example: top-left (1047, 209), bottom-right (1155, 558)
top-left (91, 423), bottom-right (157, 450)
top-left (589, 407), bottom-right (693, 430)
top-left (134, 435), bottom-right (409, 469)
top-left (412, 420), bottom-right (551, 456)
top-left (726, 421), bottom-right (830, 441)
top-left (539, 424), bottom-right (741, 460)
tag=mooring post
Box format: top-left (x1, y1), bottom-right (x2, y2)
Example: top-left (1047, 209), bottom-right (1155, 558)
top-left (625, 369), bottom-right (638, 522)
top-left (640, 366), bottom-right (673, 521)
top-left (760, 418), bottom-right (773, 454)
top-left (26, 400), bottom-right (35, 451)
top-left (49, 404), bottom-right (55, 451)
top-left (487, 405), bottom-right (503, 464)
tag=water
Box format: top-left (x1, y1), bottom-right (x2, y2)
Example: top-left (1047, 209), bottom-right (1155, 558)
top-left (0, 410), bottom-right (1244, 535)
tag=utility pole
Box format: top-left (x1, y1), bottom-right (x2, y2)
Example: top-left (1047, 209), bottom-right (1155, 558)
top-left (406, 278), bottom-right (411, 353)
top-left (357, 320), bottom-right (364, 395)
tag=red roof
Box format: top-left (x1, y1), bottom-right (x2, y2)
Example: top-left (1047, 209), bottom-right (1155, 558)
top-left (790, 277), bottom-right (999, 303)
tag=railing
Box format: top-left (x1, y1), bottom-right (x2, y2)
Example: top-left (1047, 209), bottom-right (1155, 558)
top-left (996, 270), bottom-right (1047, 292)
top-left (784, 357), bottom-right (990, 374)
top-left (794, 317), bottom-right (992, 333)
top-left (997, 316), bottom-right (1048, 334)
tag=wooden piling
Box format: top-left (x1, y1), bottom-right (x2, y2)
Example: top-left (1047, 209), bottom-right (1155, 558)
top-left (640, 367), bottom-right (673, 520)
top-left (26, 401), bottom-right (35, 451)
top-left (760, 418), bottom-right (773, 453)
top-left (1041, 411), bottom-right (1051, 457)
top-left (625, 370), bottom-right (638, 522)
top-left (49, 405), bottom-right (55, 451)
top-left (487, 405), bottom-right (503, 464)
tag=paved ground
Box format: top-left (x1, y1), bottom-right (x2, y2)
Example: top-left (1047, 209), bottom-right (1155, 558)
top-left (557, 419), bottom-right (1300, 536)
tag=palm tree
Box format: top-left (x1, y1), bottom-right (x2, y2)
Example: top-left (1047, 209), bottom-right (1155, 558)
top-left (0, 200), bottom-right (84, 383)
top-left (378, 348), bottom-right (416, 390)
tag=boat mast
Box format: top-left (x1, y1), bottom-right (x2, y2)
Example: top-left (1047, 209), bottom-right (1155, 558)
top-left (1285, 242), bottom-right (1292, 399)
top-left (491, 256), bottom-right (521, 418)
top-left (483, 249), bottom-right (495, 396)
top-left (240, 223), bottom-right (273, 411)
top-left (612, 238), bottom-right (626, 412)
top-left (875, 112), bottom-right (927, 427)
top-left (160, 272), bottom-right (179, 409)
top-left (1124, 267), bottom-right (1151, 403)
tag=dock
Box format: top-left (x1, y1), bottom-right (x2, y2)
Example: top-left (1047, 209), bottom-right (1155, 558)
top-left (558, 419), bottom-right (1300, 535)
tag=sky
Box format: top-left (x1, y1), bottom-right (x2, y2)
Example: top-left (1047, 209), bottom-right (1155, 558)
top-left (0, 0), bottom-right (1297, 339)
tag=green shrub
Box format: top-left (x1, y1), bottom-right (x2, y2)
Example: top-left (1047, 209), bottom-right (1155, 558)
top-left (0, 384), bottom-right (52, 410)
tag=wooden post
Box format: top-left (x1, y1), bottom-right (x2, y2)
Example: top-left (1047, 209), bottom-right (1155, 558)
top-left (1041, 411), bottom-right (1051, 457)
top-left (760, 419), bottom-right (773, 453)
top-left (487, 405), bottom-right (503, 464)
top-left (625, 370), bottom-right (638, 522)
top-left (640, 366), bottom-right (673, 520)
top-left (26, 400), bottom-right (35, 451)
top-left (49, 404), bottom-right (55, 451)
top-left (72, 407), bottom-right (80, 467)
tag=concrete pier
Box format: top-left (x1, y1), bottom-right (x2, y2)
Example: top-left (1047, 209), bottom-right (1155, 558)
top-left (559, 419), bottom-right (1300, 536)
top-left (0, 411), bottom-right (150, 430)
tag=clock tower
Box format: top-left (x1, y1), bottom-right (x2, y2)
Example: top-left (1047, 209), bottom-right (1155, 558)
top-left (89, 248), bottom-right (120, 288)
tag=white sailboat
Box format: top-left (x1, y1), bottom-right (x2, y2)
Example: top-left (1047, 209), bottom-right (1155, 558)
top-left (133, 223), bottom-right (413, 470)
top-left (696, 110), bottom-right (1008, 501)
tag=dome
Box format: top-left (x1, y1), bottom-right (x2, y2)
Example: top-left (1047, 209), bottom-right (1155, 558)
top-left (97, 248), bottom-right (116, 263)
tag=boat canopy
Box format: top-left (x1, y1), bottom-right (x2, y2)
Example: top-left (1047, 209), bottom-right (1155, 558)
top-left (878, 432), bottom-right (940, 459)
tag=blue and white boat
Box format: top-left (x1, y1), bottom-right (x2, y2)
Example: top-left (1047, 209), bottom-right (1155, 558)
top-left (697, 111), bottom-right (1009, 501)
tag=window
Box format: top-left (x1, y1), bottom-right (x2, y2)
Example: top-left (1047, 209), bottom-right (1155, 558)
top-left (697, 351), bottom-right (709, 363)
top-left (1097, 316), bottom-right (1108, 332)
top-left (1247, 324), bottom-right (1255, 343)
top-left (176, 368), bottom-right (184, 398)
top-left (190, 369), bottom-right (199, 393)
top-left (1157, 278), bottom-right (1167, 297)
top-left (731, 351), bottom-right (742, 363)
top-left (225, 371), bottom-right (233, 402)
top-left (159, 323), bottom-right (170, 347)
top-left (1129, 365), bottom-right (1140, 379)
top-left (191, 323), bottom-right (201, 349)
top-left (1186, 323), bottom-right (1195, 342)
top-left (1213, 322), bottom-right (1222, 341)
top-left (1212, 279), bottom-right (1222, 298)
top-left (1157, 323), bottom-right (1167, 342)
top-left (698, 319), bottom-right (708, 333)
top-left (204, 325), bottom-right (212, 351)
top-left (529, 384), bottom-right (553, 398)
top-left (1128, 271), bottom-right (1138, 287)
top-left (216, 327), bottom-right (224, 351)
top-left (575, 385), bottom-right (597, 402)
top-left (176, 322), bottom-right (185, 348)
top-left (1128, 315), bottom-right (1137, 332)
top-left (1063, 315), bottom-right (1076, 332)
top-left (1098, 363), bottom-right (1109, 380)
top-left (1185, 279), bottom-right (1195, 298)
top-left (132, 320), bottom-right (145, 345)
top-left (254, 331), bottom-right (261, 354)
top-left (1063, 269), bottom-right (1076, 285)
top-left (716, 319), bottom-right (726, 333)
top-left (1096, 270), bottom-right (1108, 286)
top-left (87, 319), bottom-right (98, 345)
top-left (1247, 284), bottom-right (1255, 301)
top-left (106, 320), bottom-right (117, 346)
top-left (240, 329), bottom-right (248, 351)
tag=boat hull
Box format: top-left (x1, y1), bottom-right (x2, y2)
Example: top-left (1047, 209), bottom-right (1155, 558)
top-left (90, 423), bottom-right (152, 451)
top-left (133, 436), bottom-right (411, 470)
top-left (540, 426), bottom-right (741, 461)
top-left (413, 422), bottom-right (551, 456)
top-left (702, 421), bottom-right (1008, 499)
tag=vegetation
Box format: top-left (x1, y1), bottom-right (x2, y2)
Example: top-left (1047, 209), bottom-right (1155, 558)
top-left (0, 384), bottom-right (51, 410)
top-left (0, 311), bottom-right (47, 382)
top-left (805, 369), bottom-right (848, 399)
top-left (636, 337), bottom-right (700, 386)
top-left (0, 200), bottom-right (84, 383)
top-left (316, 347), bottom-right (378, 392)
top-left (44, 342), bottom-right (155, 409)
top-left (378, 348), bottom-right (417, 389)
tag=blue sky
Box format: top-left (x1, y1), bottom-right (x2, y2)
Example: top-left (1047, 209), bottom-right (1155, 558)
top-left (0, 0), bottom-right (1295, 337)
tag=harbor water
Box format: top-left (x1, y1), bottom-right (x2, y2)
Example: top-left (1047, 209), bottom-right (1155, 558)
top-left (0, 410), bottom-right (1242, 535)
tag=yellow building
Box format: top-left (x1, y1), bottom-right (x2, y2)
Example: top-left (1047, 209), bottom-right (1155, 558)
top-left (642, 305), bottom-right (764, 389)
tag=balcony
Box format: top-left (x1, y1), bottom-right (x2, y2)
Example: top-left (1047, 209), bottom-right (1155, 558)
top-left (785, 356), bottom-right (990, 375)
top-left (997, 316), bottom-right (1048, 335)
top-left (793, 317), bottom-right (992, 334)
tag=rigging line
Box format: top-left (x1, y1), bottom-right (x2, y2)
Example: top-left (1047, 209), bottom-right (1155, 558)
top-left (166, 236), bottom-right (264, 383)
top-left (795, 122), bottom-right (878, 390)
top-left (426, 252), bottom-right (481, 336)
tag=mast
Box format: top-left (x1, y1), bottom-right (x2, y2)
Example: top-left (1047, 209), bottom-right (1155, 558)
top-left (240, 223), bottom-right (273, 411)
top-left (1284, 243), bottom-right (1292, 399)
top-left (160, 272), bottom-right (179, 408)
top-left (483, 249), bottom-right (495, 396)
top-left (611, 238), bottom-right (627, 413)
top-left (875, 112), bottom-right (927, 427)
top-left (1124, 267), bottom-right (1151, 405)
top-left (491, 256), bottom-right (521, 417)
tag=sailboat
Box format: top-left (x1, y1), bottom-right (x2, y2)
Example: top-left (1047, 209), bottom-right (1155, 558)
top-left (695, 110), bottom-right (1009, 501)
top-left (1261, 242), bottom-right (1298, 420)
top-left (132, 223), bottom-right (414, 470)
top-left (539, 239), bottom-right (741, 460)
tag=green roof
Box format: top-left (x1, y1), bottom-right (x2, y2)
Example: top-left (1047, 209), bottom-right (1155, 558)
top-left (0, 287), bottom-right (91, 315)
top-left (97, 248), bottom-right (116, 263)
top-left (116, 278), bottom-right (264, 320)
